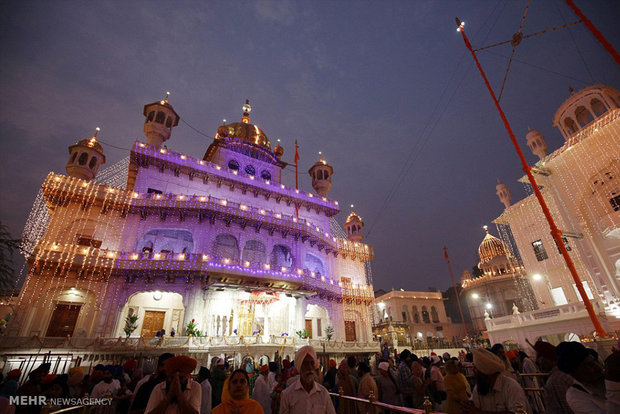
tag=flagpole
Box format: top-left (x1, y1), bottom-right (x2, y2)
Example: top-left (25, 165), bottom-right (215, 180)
top-left (444, 246), bottom-right (469, 337)
top-left (565, 0), bottom-right (620, 67)
top-left (455, 17), bottom-right (607, 337)
top-left (295, 140), bottom-right (300, 218)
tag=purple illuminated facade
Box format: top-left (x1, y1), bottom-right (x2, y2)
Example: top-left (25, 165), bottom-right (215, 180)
top-left (9, 97), bottom-right (377, 357)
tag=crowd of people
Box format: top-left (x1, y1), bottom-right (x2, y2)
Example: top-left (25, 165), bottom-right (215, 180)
top-left (0, 340), bottom-right (618, 414)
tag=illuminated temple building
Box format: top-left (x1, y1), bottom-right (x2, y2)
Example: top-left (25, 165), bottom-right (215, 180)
top-left (6, 96), bottom-right (377, 361)
top-left (467, 84), bottom-right (620, 346)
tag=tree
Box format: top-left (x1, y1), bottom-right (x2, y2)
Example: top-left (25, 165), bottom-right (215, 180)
top-left (0, 222), bottom-right (20, 294)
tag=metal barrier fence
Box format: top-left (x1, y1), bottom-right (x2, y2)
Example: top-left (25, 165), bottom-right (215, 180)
top-left (328, 393), bottom-right (444, 414)
top-left (518, 372), bottom-right (549, 414)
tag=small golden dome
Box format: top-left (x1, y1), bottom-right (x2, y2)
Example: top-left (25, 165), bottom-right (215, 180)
top-left (345, 211), bottom-right (363, 224)
top-left (216, 122), bottom-right (271, 148)
top-left (478, 231), bottom-right (509, 263)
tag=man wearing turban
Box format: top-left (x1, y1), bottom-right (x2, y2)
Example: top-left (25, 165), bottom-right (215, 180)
top-left (145, 355), bottom-right (201, 414)
top-left (464, 348), bottom-right (530, 413)
top-left (532, 340), bottom-right (573, 414)
top-left (557, 341), bottom-right (606, 414)
top-left (280, 345), bottom-right (336, 414)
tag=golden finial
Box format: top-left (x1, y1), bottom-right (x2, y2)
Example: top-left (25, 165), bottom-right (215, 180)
top-left (483, 225), bottom-right (489, 234)
top-left (160, 91), bottom-right (170, 105)
top-left (88, 127), bottom-right (100, 147)
top-left (242, 99), bottom-right (251, 123)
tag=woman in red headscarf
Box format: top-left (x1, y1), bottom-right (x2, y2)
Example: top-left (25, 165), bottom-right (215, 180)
top-left (212, 369), bottom-right (264, 414)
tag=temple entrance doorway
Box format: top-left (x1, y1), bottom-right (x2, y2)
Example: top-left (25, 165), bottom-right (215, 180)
top-left (142, 311), bottom-right (165, 337)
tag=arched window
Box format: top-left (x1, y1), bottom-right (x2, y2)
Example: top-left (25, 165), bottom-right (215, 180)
top-left (317, 170), bottom-right (323, 180)
top-left (213, 234), bottom-right (239, 260)
top-left (242, 240), bottom-right (266, 263)
top-left (71, 152), bottom-right (78, 164)
top-left (324, 171), bottom-right (329, 179)
top-left (591, 98), bottom-right (607, 116)
top-left (155, 111), bottom-right (166, 123)
top-left (564, 117), bottom-right (578, 134)
top-left (228, 159), bottom-right (239, 171)
top-left (261, 170), bottom-right (271, 180)
top-left (245, 165), bottom-right (256, 176)
top-left (88, 156), bottom-right (97, 169)
top-left (271, 245), bottom-right (293, 268)
top-left (137, 229), bottom-right (194, 254)
top-left (575, 106), bottom-right (592, 126)
top-left (165, 117), bottom-right (172, 128)
top-left (305, 253), bottom-right (325, 275)
top-left (431, 306), bottom-right (439, 323)
top-left (78, 153), bottom-right (88, 166)
top-left (421, 306), bottom-right (430, 323)
top-left (413, 306), bottom-right (420, 323)
top-left (402, 305), bottom-right (408, 321)
top-left (147, 111), bottom-right (155, 122)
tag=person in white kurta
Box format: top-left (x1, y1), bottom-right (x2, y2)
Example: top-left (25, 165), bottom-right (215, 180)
top-left (197, 367), bottom-right (212, 414)
top-left (252, 366), bottom-right (272, 414)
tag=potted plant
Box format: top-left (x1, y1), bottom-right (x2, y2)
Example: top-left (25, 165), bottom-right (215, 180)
top-left (123, 314), bottom-right (139, 338)
top-left (186, 318), bottom-right (202, 337)
top-left (325, 326), bottom-right (334, 341)
top-left (295, 329), bottom-right (309, 339)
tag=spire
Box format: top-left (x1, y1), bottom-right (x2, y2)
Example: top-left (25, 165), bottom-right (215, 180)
top-left (525, 128), bottom-right (547, 160)
top-left (496, 179), bottom-right (512, 209)
top-left (242, 99), bottom-right (251, 124)
top-left (344, 204), bottom-right (364, 242)
top-left (88, 127), bottom-right (100, 148)
top-left (308, 151), bottom-right (333, 197)
top-left (66, 127), bottom-right (106, 181)
top-left (160, 91), bottom-right (170, 105)
top-left (143, 92), bottom-right (180, 147)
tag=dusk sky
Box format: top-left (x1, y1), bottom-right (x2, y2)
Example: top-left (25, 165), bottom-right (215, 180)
top-left (1, 1), bottom-right (619, 292)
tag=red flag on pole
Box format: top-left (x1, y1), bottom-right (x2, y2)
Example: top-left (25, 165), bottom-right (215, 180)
top-left (294, 140), bottom-right (300, 218)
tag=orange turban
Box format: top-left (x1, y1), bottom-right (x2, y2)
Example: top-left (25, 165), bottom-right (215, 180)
top-left (329, 359), bottom-right (337, 368)
top-left (164, 356), bottom-right (197, 376)
top-left (259, 365), bottom-right (269, 373)
top-left (7, 369), bottom-right (21, 378)
top-left (123, 359), bottom-right (137, 372)
top-left (505, 350), bottom-right (519, 360)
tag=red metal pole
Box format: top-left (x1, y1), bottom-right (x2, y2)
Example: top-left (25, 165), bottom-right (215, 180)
top-left (444, 246), bottom-right (469, 337)
top-left (455, 18), bottom-right (607, 337)
top-left (565, 0), bottom-right (620, 67)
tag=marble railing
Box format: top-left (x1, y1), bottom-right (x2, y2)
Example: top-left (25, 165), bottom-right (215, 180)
top-left (485, 301), bottom-right (606, 330)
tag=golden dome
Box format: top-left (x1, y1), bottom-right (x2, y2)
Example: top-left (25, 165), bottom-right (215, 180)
top-left (478, 231), bottom-right (509, 263)
top-left (345, 211), bottom-right (363, 224)
top-left (74, 136), bottom-right (104, 155)
top-left (216, 122), bottom-right (271, 148)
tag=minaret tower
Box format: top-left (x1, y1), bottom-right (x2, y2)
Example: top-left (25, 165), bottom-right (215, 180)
top-left (496, 179), bottom-right (511, 209)
top-left (525, 127), bottom-right (548, 160)
top-left (344, 205), bottom-right (364, 242)
top-left (143, 92), bottom-right (180, 147)
top-left (308, 152), bottom-right (333, 197)
top-left (66, 127), bottom-right (106, 181)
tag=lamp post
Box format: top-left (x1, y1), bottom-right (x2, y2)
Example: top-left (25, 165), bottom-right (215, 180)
top-left (455, 17), bottom-right (607, 337)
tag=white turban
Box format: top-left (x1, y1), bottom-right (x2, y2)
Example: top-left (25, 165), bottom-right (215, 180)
top-left (472, 348), bottom-right (505, 375)
top-left (295, 345), bottom-right (318, 371)
top-left (378, 362), bottom-right (389, 371)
